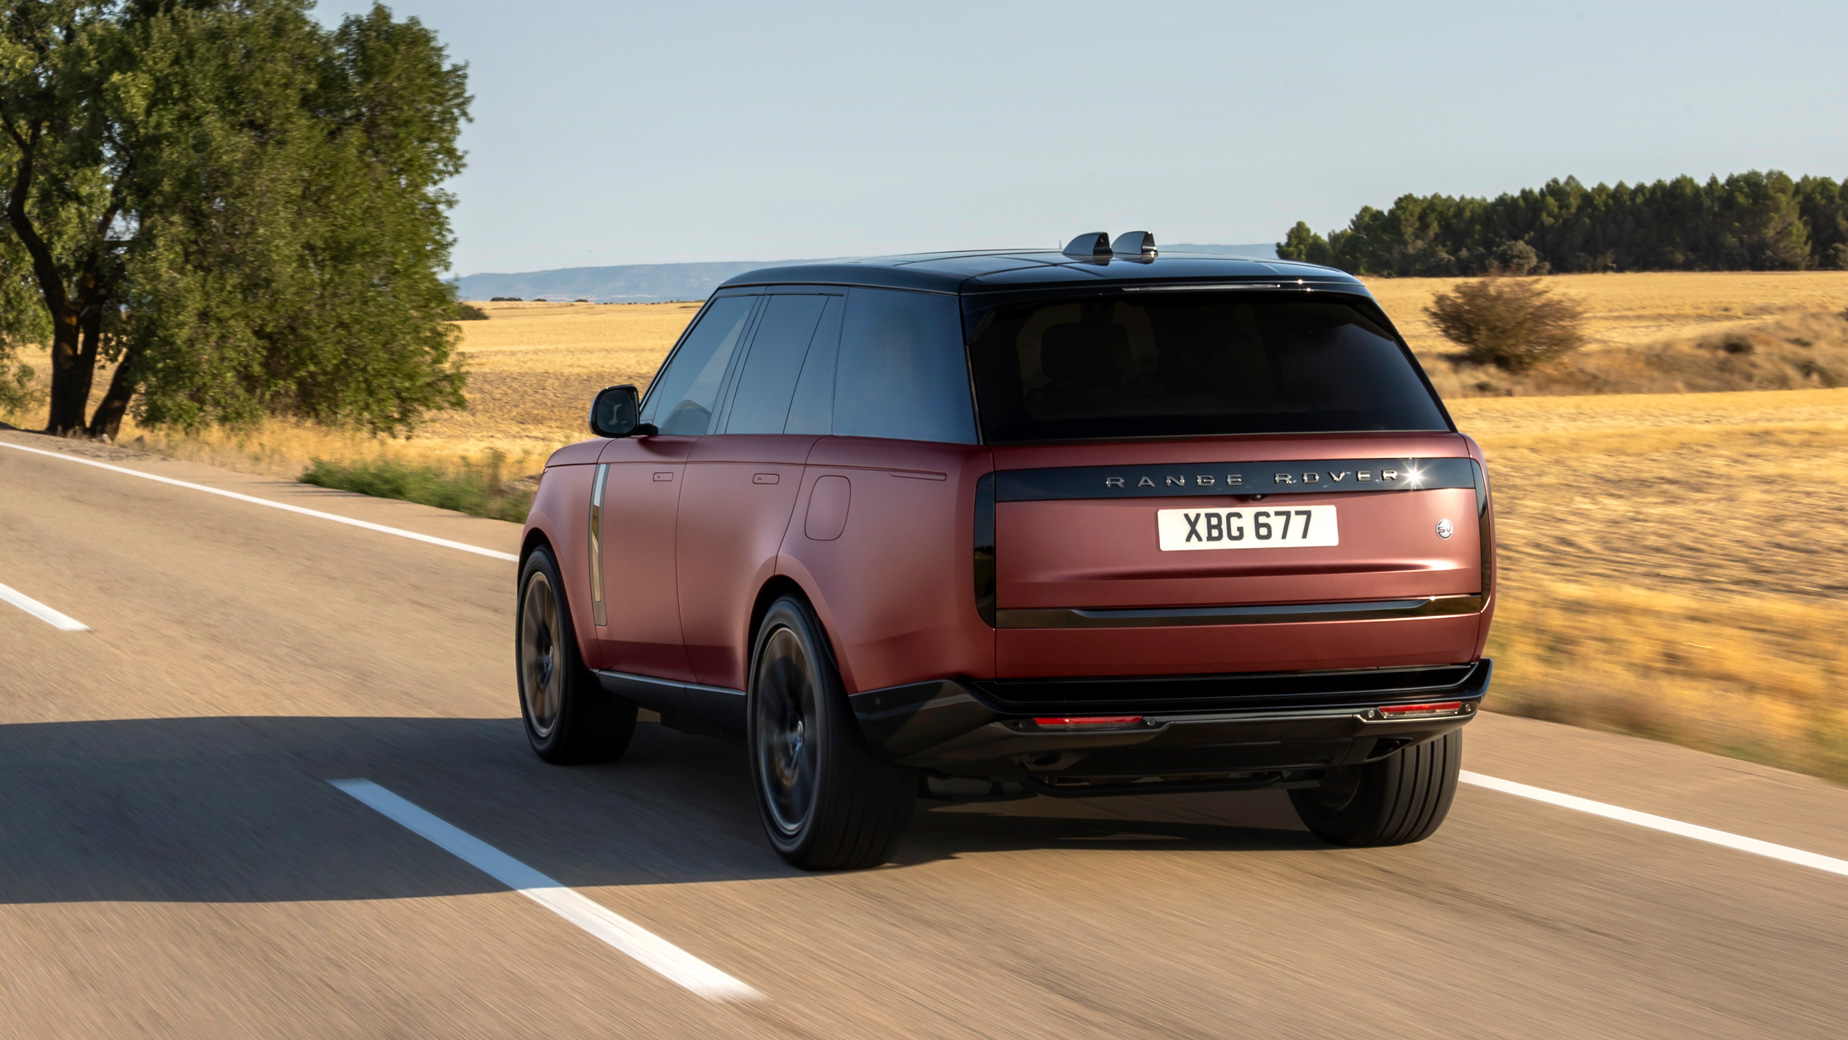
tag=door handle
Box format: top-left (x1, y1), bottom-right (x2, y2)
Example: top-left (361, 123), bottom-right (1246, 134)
top-left (752, 473), bottom-right (779, 485)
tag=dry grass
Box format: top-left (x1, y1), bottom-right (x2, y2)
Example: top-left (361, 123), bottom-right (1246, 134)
top-left (1370, 270), bottom-right (1848, 353)
top-left (5, 280), bottom-right (1848, 779)
top-left (1455, 389), bottom-right (1848, 780)
top-left (0, 299), bottom-right (696, 481)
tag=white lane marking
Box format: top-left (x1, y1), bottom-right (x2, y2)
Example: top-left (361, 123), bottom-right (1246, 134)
top-left (0, 582), bottom-right (90, 631)
top-left (328, 779), bottom-right (760, 1001)
top-left (1461, 770), bottom-right (1848, 879)
top-left (0, 441), bottom-right (518, 562)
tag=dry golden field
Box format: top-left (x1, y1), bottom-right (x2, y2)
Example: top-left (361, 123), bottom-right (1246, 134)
top-left (1452, 390), bottom-right (1848, 779)
top-left (5, 275), bottom-right (1848, 778)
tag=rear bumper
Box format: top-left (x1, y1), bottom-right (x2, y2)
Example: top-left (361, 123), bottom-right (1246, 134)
top-left (849, 659), bottom-right (1490, 778)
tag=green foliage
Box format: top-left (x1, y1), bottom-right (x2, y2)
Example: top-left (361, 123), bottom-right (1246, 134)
top-left (301, 452), bottom-right (533, 522)
top-left (1426, 278), bottom-right (1587, 372)
top-left (452, 301), bottom-right (488, 320)
top-left (0, 0), bottom-right (470, 436)
top-left (1279, 171), bottom-right (1845, 275)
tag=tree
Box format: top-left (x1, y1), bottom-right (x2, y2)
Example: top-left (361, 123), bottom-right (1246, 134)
top-left (0, 0), bottom-right (469, 438)
top-left (1426, 278), bottom-right (1586, 372)
top-left (1278, 169), bottom-right (1847, 277)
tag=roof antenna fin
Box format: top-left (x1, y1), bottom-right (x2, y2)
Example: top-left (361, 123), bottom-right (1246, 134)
top-left (1062, 232), bottom-right (1111, 260)
top-left (1111, 231), bottom-right (1158, 259)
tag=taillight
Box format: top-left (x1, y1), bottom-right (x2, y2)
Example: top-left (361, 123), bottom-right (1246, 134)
top-left (1032, 715), bottom-right (1144, 730)
top-left (1378, 701), bottom-right (1464, 718)
top-left (974, 471), bottom-right (996, 626)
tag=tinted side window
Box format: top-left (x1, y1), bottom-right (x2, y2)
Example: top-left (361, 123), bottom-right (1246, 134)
top-left (724, 295), bottom-right (829, 434)
top-left (783, 297), bottom-right (842, 434)
top-left (640, 294), bottom-right (756, 435)
top-left (834, 288), bottom-right (976, 444)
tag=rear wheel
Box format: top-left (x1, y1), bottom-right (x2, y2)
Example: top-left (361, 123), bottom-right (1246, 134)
top-left (748, 596), bottom-right (916, 869)
top-left (1289, 730), bottom-right (1461, 846)
top-left (517, 547), bottom-right (637, 764)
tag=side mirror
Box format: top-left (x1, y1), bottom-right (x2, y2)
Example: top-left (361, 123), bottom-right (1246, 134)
top-left (589, 385), bottom-right (655, 438)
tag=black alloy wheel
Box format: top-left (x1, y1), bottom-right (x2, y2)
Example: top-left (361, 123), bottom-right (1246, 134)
top-left (1289, 730), bottom-right (1461, 846)
top-left (516, 547), bottom-right (637, 764)
top-left (747, 596), bottom-right (916, 870)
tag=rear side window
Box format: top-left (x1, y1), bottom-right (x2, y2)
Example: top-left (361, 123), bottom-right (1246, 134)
top-left (965, 292), bottom-right (1449, 441)
top-left (783, 298), bottom-right (842, 435)
top-left (834, 288), bottom-right (977, 444)
top-left (724, 294), bottom-right (831, 434)
top-left (641, 294), bottom-right (755, 435)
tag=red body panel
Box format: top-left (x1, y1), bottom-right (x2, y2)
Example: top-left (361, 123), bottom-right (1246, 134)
top-left (988, 432), bottom-right (1486, 678)
top-left (594, 435), bottom-right (696, 679)
top-left (524, 459), bottom-right (599, 650)
top-left (528, 429), bottom-right (1492, 695)
top-left (774, 438), bottom-right (995, 694)
top-left (997, 615), bottom-right (1484, 678)
top-left (996, 487), bottom-right (1480, 609)
top-left (677, 434), bottom-right (817, 688)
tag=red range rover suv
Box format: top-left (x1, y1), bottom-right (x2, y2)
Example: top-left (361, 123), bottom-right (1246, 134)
top-left (517, 232), bottom-right (1495, 869)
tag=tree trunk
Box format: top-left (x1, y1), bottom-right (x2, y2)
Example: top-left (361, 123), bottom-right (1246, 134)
top-left (42, 311), bottom-right (90, 435)
top-left (4, 124), bottom-right (97, 435)
top-left (87, 343), bottom-right (138, 441)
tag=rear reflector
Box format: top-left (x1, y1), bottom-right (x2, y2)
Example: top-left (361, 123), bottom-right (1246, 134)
top-left (1378, 701), bottom-right (1464, 718)
top-left (1033, 715), bottom-right (1144, 730)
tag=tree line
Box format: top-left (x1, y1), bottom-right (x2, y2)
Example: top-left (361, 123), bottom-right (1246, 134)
top-left (1276, 171), bottom-right (1848, 278)
top-left (0, 0), bottom-right (469, 438)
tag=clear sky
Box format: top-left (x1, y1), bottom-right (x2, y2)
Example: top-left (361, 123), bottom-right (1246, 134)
top-left (316, 0), bottom-right (1848, 275)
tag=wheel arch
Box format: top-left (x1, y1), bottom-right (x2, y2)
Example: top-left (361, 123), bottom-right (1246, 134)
top-left (747, 575), bottom-right (851, 690)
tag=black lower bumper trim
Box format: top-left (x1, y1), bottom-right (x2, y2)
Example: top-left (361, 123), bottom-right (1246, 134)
top-left (849, 660), bottom-right (1490, 776)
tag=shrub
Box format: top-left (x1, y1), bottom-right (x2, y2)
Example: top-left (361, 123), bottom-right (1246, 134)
top-left (1492, 240), bottom-right (1545, 276)
top-left (301, 451), bottom-right (532, 522)
top-left (573, 297), bottom-right (589, 303)
top-left (1427, 277), bottom-right (1587, 372)
top-left (489, 296), bottom-right (521, 302)
top-left (451, 301), bottom-right (488, 321)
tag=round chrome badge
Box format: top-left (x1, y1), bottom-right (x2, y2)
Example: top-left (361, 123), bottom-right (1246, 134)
top-left (1436, 518), bottom-right (1455, 540)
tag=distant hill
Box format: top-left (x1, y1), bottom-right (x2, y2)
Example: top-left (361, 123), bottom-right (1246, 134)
top-left (455, 243), bottom-right (1279, 303)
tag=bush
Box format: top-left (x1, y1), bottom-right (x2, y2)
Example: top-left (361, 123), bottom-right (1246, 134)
top-left (1427, 277), bottom-right (1587, 372)
top-left (1492, 240), bottom-right (1545, 275)
top-left (301, 451), bottom-right (532, 522)
top-left (489, 296), bottom-right (521, 302)
top-left (451, 301), bottom-right (488, 321)
top-left (573, 297), bottom-right (589, 303)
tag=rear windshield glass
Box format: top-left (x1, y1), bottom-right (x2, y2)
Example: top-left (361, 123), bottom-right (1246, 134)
top-left (965, 292), bottom-right (1449, 441)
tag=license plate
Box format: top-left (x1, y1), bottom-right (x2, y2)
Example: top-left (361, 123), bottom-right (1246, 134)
top-left (1157, 506), bottom-right (1339, 551)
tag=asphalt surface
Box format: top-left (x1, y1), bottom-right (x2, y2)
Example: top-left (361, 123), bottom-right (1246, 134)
top-left (2, 429), bottom-right (1846, 1039)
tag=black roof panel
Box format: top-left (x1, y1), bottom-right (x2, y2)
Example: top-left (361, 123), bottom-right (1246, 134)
top-left (716, 250), bottom-right (1365, 296)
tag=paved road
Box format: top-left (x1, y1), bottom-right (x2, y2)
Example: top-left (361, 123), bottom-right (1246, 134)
top-left (3, 430), bottom-right (1846, 1039)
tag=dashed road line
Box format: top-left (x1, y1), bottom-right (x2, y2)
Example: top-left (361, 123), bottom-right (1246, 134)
top-left (328, 779), bottom-right (760, 1001)
top-left (1462, 770), bottom-right (1848, 878)
top-left (0, 440), bottom-right (519, 562)
top-left (0, 581), bottom-right (90, 631)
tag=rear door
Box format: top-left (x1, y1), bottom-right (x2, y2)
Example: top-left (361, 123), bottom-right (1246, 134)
top-left (675, 291), bottom-right (839, 691)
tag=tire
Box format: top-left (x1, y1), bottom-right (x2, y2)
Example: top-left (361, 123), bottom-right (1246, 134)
top-left (517, 546), bottom-right (637, 764)
top-left (747, 596), bottom-right (916, 870)
top-left (1289, 730), bottom-right (1462, 846)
